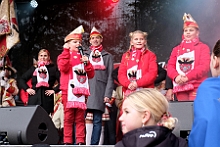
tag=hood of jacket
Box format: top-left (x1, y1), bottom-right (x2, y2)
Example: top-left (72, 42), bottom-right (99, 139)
top-left (115, 125), bottom-right (187, 147)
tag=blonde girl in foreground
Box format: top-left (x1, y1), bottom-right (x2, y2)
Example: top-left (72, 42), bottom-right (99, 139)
top-left (115, 88), bottom-right (188, 147)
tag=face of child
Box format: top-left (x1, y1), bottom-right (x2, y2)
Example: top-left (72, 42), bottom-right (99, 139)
top-left (183, 26), bottom-right (199, 41)
top-left (130, 33), bottom-right (147, 49)
top-left (38, 51), bottom-right (50, 62)
top-left (90, 35), bottom-right (103, 47)
top-left (119, 99), bottom-right (144, 134)
top-left (68, 39), bottom-right (82, 52)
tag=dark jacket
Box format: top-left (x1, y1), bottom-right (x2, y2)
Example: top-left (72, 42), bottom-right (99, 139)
top-left (115, 126), bottom-right (188, 147)
top-left (165, 75), bottom-right (173, 90)
top-left (154, 64), bottom-right (167, 86)
top-left (19, 64), bottom-right (60, 114)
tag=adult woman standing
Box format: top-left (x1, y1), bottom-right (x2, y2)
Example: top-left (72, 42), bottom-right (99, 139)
top-left (167, 13), bottom-right (210, 101)
top-left (19, 49), bottom-right (60, 114)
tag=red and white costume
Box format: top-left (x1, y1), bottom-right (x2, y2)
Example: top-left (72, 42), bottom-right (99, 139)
top-left (33, 61), bottom-right (50, 88)
top-left (57, 25), bottom-right (94, 145)
top-left (1, 78), bottom-right (18, 107)
top-left (0, 56), bottom-right (18, 107)
top-left (89, 45), bottom-right (106, 70)
top-left (167, 13), bottom-right (210, 101)
top-left (118, 47), bottom-right (158, 96)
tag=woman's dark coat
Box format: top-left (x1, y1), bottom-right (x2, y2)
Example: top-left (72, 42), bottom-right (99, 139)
top-left (19, 64), bottom-right (60, 114)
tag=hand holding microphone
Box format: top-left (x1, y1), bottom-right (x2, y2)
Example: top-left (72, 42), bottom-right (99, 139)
top-left (77, 46), bottom-right (88, 65)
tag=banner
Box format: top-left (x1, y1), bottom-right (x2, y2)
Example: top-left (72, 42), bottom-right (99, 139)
top-left (0, 0), bottom-right (20, 58)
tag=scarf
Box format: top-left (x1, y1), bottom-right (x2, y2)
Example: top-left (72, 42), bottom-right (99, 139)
top-left (66, 51), bottom-right (90, 109)
top-left (126, 47), bottom-right (144, 81)
top-left (90, 44), bottom-right (103, 52)
top-left (34, 61), bottom-right (50, 88)
top-left (124, 47), bottom-right (144, 96)
top-left (173, 37), bottom-right (199, 93)
top-left (89, 44), bottom-right (106, 70)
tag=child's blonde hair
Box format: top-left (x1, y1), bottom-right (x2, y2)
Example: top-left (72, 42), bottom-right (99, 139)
top-left (128, 30), bottom-right (148, 50)
top-left (125, 30), bottom-right (148, 59)
top-left (125, 88), bottom-right (177, 130)
top-left (129, 30), bottom-right (148, 39)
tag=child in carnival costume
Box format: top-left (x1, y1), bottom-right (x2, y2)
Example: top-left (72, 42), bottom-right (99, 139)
top-left (167, 13), bottom-right (210, 101)
top-left (57, 25), bottom-right (95, 145)
top-left (85, 26), bottom-right (114, 145)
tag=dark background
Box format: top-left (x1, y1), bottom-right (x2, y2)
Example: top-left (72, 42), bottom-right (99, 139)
top-left (5, 0), bottom-right (220, 78)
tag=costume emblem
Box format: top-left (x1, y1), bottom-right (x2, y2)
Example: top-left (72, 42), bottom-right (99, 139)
top-left (128, 70), bottom-right (137, 81)
top-left (38, 68), bottom-right (47, 79)
top-left (178, 57), bottom-right (194, 73)
top-left (74, 69), bottom-right (86, 84)
top-left (92, 50), bottom-right (101, 63)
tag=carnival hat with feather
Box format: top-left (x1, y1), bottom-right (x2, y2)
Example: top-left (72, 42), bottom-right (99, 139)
top-left (183, 13), bottom-right (199, 29)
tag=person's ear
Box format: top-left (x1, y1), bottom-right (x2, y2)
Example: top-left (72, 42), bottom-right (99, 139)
top-left (130, 40), bottom-right (134, 46)
top-left (144, 40), bottom-right (147, 46)
top-left (196, 31), bottom-right (199, 37)
top-left (213, 56), bottom-right (219, 69)
top-left (142, 110), bottom-right (151, 126)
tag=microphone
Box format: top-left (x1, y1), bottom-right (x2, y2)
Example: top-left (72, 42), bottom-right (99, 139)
top-left (77, 46), bottom-right (84, 56)
top-left (77, 46), bottom-right (87, 65)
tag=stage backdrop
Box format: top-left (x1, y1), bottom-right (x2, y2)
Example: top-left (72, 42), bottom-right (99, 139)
top-left (6, 0), bottom-right (220, 78)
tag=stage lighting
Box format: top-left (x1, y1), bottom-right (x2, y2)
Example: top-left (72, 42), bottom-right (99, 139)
top-left (30, 0), bottom-right (38, 8)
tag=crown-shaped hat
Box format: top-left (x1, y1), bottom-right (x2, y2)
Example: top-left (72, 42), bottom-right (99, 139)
top-left (64, 25), bottom-right (84, 43)
top-left (90, 26), bottom-right (103, 38)
top-left (183, 13), bottom-right (199, 29)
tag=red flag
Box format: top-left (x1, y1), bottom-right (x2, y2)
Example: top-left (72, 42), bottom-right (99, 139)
top-left (0, 0), bottom-right (20, 58)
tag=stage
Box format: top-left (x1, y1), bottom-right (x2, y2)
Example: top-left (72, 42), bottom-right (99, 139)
top-left (0, 145), bottom-right (114, 147)
top-left (0, 102), bottom-right (193, 146)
